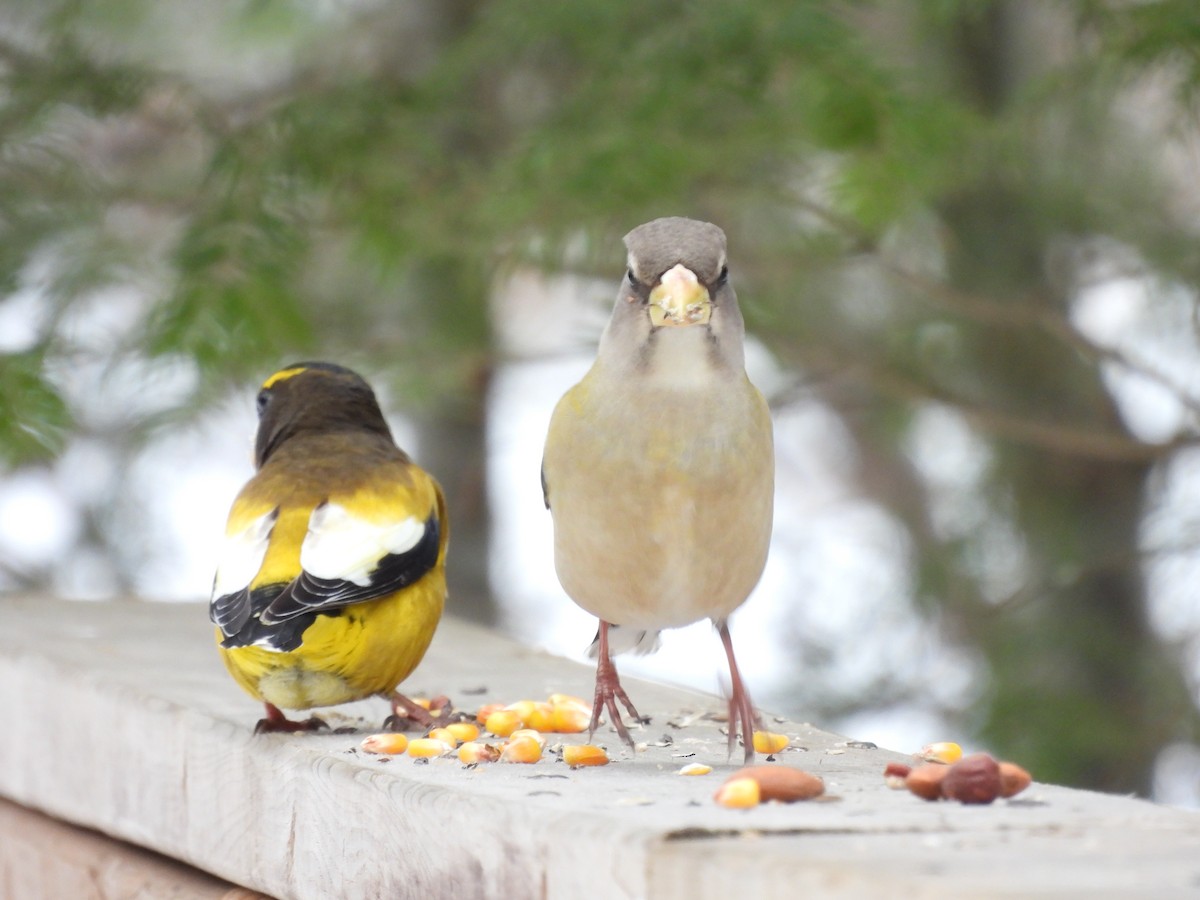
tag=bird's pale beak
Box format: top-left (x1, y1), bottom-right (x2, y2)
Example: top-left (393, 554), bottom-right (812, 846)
top-left (648, 264), bottom-right (712, 327)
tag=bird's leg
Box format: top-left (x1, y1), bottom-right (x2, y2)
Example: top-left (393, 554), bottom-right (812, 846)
top-left (254, 702), bottom-right (327, 734)
top-left (589, 620), bottom-right (644, 749)
top-left (382, 690), bottom-right (435, 731)
top-left (716, 619), bottom-right (761, 763)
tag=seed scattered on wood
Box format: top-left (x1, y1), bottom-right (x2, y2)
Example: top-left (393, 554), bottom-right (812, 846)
top-left (360, 733), bottom-right (408, 755)
top-left (883, 761), bottom-right (912, 789)
top-left (445, 722), bottom-right (480, 743)
top-left (500, 735), bottom-right (543, 764)
top-left (941, 753), bottom-right (1002, 804)
top-left (752, 731), bottom-right (789, 754)
top-left (713, 777), bottom-right (761, 808)
top-left (484, 709), bottom-right (524, 737)
top-left (917, 741), bottom-right (963, 765)
top-left (904, 763), bottom-right (949, 800)
top-left (407, 737), bottom-right (452, 758)
top-left (999, 761), bottom-right (1033, 798)
top-left (717, 765), bottom-right (825, 805)
top-left (457, 741), bottom-right (501, 764)
top-left (562, 744), bottom-right (609, 768)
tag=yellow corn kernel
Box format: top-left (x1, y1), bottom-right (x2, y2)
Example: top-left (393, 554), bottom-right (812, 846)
top-left (445, 722), bottom-right (480, 743)
top-left (457, 741), bottom-right (501, 764)
top-left (509, 728), bottom-right (546, 748)
top-left (562, 744), bottom-right (609, 768)
top-left (505, 700), bottom-right (538, 721)
top-left (427, 727), bottom-right (459, 749)
top-left (475, 702), bottom-right (506, 725)
top-left (500, 735), bottom-right (543, 764)
top-left (549, 698), bottom-right (592, 734)
top-left (918, 742), bottom-right (964, 765)
top-left (678, 763), bottom-right (712, 776)
top-left (548, 692), bottom-right (589, 707)
top-left (485, 709), bottom-right (525, 737)
top-left (525, 702), bottom-right (555, 732)
top-left (407, 738), bottom-right (452, 758)
top-left (713, 777), bottom-right (762, 808)
top-left (411, 697), bottom-right (433, 710)
top-left (360, 733), bottom-right (409, 755)
top-left (752, 731), bottom-right (790, 754)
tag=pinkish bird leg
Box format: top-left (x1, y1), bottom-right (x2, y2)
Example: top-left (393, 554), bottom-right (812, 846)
top-left (717, 619), bottom-right (761, 763)
top-left (589, 620), bottom-right (645, 748)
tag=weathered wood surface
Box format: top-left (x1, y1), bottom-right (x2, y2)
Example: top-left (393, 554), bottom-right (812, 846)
top-left (1, 595), bottom-right (1198, 899)
top-left (0, 797), bottom-right (259, 900)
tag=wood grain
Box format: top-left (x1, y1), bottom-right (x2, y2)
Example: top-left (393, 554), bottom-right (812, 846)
top-left (1, 595), bottom-right (1198, 899)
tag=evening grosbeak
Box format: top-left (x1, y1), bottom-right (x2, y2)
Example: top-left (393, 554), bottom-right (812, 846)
top-left (542, 217), bottom-right (774, 762)
top-left (210, 362), bottom-right (448, 733)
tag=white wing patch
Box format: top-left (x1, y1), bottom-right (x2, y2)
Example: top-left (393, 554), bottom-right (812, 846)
top-left (300, 501), bottom-right (425, 586)
top-left (212, 508), bottom-right (277, 599)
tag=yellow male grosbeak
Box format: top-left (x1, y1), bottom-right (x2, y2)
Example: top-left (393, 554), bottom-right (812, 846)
top-left (542, 218), bottom-right (774, 761)
top-left (210, 362), bottom-right (448, 733)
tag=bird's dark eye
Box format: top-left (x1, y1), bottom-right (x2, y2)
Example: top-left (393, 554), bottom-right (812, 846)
top-left (716, 265), bottom-right (729, 285)
top-left (256, 390), bottom-right (271, 416)
top-left (627, 268), bottom-right (639, 285)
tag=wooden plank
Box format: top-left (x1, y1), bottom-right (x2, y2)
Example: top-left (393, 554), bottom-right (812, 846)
top-left (0, 797), bottom-right (260, 900)
top-left (1, 595), bottom-right (1198, 899)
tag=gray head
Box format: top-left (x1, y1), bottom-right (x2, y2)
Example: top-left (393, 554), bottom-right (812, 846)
top-left (597, 217), bottom-right (746, 378)
top-left (624, 217), bottom-right (727, 286)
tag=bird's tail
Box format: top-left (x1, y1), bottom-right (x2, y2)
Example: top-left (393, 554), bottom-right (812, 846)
top-left (586, 625), bottom-right (662, 658)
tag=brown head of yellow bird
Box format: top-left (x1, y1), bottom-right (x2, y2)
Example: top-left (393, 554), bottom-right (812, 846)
top-left (210, 362), bottom-right (449, 733)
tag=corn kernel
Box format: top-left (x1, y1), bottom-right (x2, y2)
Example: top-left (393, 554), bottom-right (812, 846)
top-left (713, 777), bottom-right (761, 808)
top-left (548, 692), bottom-right (589, 708)
top-left (678, 763), bottom-right (712, 776)
top-left (500, 735), bottom-right (543, 764)
top-left (458, 741), bottom-right (501, 764)
top-left (485, 709), bottom-right (525, 737)
top-left (411, 697), bottom-right (433, 710)
top-left (525, 702), bottom-right (555, 731)
top-left (445, 722), bottom-right (480, 743)
top-left (562, 744), bottom-right (609, 768)
top-left (752, 731), bottom-right (790, 754)
top-left (918, 742), bottom-right (963, 765)
top-left (510, 728), bottom-right (546, 748)
top-left (407, 738), bottom-right (452, 758)
top-left (361, 733), bottom-right (408, 755)
top-left (549, 698), bottom-right (592, 734)
top-left (505, 700), bottom-right (537, 721)
top-left (427, 727), bottom-right (459, 749)
top-left (475, 702), bottom-right (506, 724)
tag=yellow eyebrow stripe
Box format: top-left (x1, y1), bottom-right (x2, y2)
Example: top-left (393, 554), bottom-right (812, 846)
top-left (261, 366), bottom-right (307, 390)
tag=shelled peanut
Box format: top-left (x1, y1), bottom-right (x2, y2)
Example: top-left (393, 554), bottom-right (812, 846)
top-left (714, 765), bottom-right (825, 808)
top-left (885, 753), bottom-right (1032, 804)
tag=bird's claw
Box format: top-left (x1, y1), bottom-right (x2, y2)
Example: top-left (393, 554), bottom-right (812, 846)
top-left (254, 715), bottom-right (327, 735)
top-left (590, 656), bottom-right (644, 749)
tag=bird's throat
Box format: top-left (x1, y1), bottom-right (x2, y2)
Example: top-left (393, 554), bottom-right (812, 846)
top-left (640, 325), bottom-right (722, 390)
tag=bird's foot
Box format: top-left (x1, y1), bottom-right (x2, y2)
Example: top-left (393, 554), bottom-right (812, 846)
top-left (717, 619), bottom-right (761, 764)
top-left (254, 703), bottom-right (328, 734)
top-left (589, 622), bottom-right (645, 749)
top-left (725, 683), bottom-right (760, 764)
top-left (381, 690), bottom-right (437, 731)
top-left (589, 674), bottom-right (644, 749)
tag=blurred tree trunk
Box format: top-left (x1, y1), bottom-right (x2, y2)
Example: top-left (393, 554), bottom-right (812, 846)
top-left (407, 254), bottom-right (495, 626)
top-left (930, 1), bottom-right (1196, 794)
top-left (419, 409), bottom-right (494, 626)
